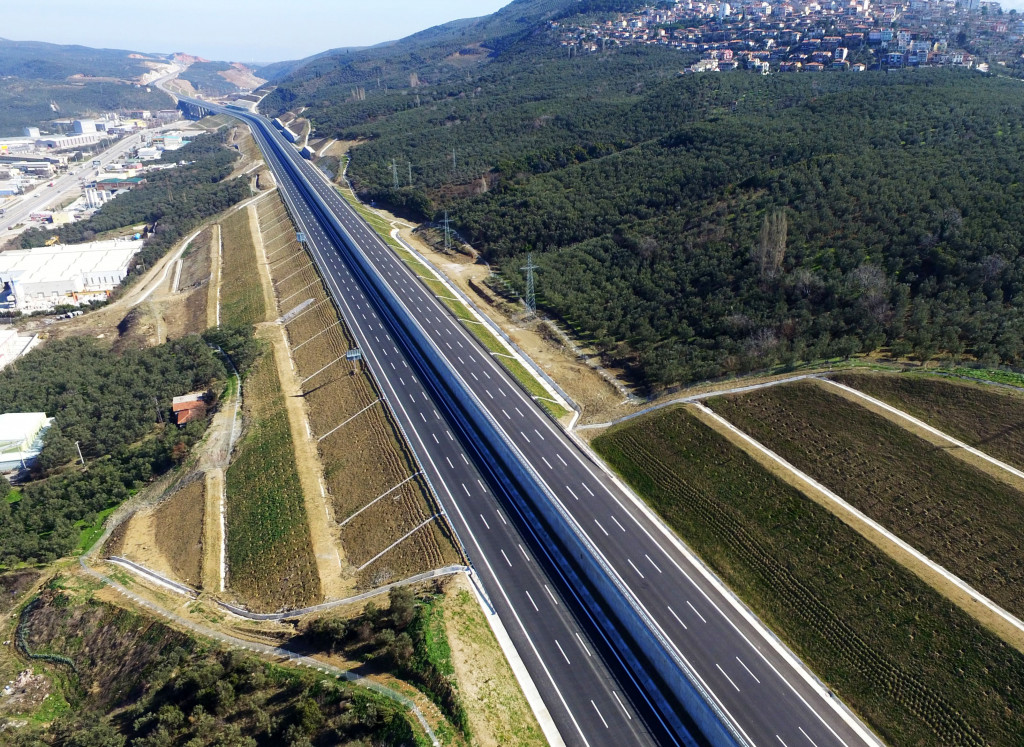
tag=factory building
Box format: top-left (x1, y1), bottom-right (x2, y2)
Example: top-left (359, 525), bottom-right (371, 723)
top-left (0, 238), bottom-right (144, 312)
top-left (95, 176), bottom-right (144, 192)
top-left (37, 133), bottom-right (104, 151)
top-left (0, 412), bottom-right (53, 472)
top-left (0, 329), bottom-right (40, 371)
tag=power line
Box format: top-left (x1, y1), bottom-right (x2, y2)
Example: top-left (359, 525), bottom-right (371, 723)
top-left (521, 253), bottom-right (539, 315)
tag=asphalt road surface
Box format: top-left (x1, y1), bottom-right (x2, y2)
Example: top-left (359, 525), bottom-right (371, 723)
top-left (191, 97), bottom-right (880, 747)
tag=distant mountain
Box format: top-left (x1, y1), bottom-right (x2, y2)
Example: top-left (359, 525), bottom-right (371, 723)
top-left (175, 60), bottom-right (267, 96)
top-left (257, 47), bottom-right (371, 83)
top-left (261, 0), bottom-right (643, 104)
top-left (0, 38), bottom-right (265, 137)
top-left (0, 37), bottom-right (169, 82)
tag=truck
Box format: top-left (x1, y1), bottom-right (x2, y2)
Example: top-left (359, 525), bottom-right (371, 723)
top-left (92, 159), bottom-right (101, 167)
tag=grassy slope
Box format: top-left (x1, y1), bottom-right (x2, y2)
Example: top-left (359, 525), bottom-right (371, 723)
top-left (10, 580), bottom-right (423, 744)
top-left (220, 208), bottom-right (267, 328)
top-left (593, 407), bottom-right (1024, 746)
top-left (226, 349), bottom-right (321, 610)
top-left (832, 371), bottom-right (1024, 471)
top-left (711, 381), bottom-right (1024, 620)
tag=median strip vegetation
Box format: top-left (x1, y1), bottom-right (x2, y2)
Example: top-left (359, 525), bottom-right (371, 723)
top-left (710, 381), bottom-right (1024, 622)
top-left (334, 183), bottom-right (570, 419)
top-left (593, 406), bottom-right (1024, 746)
top-left (831, 371), bottom-right (1024, 472)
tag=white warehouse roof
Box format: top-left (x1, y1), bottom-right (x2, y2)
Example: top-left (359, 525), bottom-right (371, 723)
top-left (0, 411), bottom-right (52, 471)
top-left (0, 238), bottom-right (144, 310)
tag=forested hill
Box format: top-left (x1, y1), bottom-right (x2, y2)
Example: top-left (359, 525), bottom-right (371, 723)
top-left (272, 16), bottom-right (1024, 389)
top-left (0, 38), bottom-right (173, 136)
top-left (260, 0), bottom-right (643, 111)
top-left (0, 37), bottom-right (161, 80)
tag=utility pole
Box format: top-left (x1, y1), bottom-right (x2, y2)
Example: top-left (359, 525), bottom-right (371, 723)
top-left (443, 211), bottom-right (452, 253)
top-left (521, 253), bottom-right (539, 315)
top-left (74, 441), bottom-right (85, 466)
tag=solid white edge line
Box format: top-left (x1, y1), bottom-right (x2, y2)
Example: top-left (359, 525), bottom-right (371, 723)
top-left (246, 122), bottom-right (573, 746)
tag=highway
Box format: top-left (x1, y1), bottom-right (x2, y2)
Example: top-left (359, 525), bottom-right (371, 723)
top-left (235, 107), bottom-right (677, 747)
top-left (0, 125), bottom-right (176, 235)
top-left (189, 95), bottom-right (881, 747)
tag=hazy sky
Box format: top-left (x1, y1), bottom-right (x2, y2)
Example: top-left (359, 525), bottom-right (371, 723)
top-left (3, 0), bottom-right (513, 63)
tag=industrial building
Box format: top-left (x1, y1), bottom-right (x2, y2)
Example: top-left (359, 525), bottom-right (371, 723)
top-left (95, 176), bottom-right (144, 192)
top-left (37, 133), bottom-right (104, 151)
top-left (83, 187), bottom-right (114, 209)
top-left (0, 412), bottom-right (52, 472)
top-left (0, 329), bottom-right (39, 371)
top-left (0, 238), bottom-right (144, 312)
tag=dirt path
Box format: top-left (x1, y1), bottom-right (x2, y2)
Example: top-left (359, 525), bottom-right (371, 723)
top-left (248, 203), bottom-right (278, 321)
top-left (202, 470), bottom-right (224, 592)
top-left (207, 224), bottom-right (221, 329)
top-left (249, 198), bottom-right (351, 600)
top-left (689, 402), bottom-right (1024, 653)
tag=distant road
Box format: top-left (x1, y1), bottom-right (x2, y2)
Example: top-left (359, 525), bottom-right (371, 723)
top-left (0, 126), bottom-right (175, 235)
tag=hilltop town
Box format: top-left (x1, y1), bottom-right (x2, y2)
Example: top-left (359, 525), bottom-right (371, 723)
top-left (555, 0), bottom-right (1024, 73)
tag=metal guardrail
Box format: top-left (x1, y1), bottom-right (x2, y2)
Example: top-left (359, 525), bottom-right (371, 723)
top-left (249, 110), bottom-right (740, 747)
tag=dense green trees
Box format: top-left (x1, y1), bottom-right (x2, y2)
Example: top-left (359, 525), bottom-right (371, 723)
top-left (0, 39), bottom-right (175, 135)
top-left (0, 334), bottom-right (231, 566)
top-left (20, 131), bottom-right (250, 282)
top-left (6, 590), bottom-right (421, 746)
top-left (284, 39), bottom-right (1024, 387)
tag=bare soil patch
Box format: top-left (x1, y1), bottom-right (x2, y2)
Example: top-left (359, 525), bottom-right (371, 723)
top-left (0, 670), bottom-right (51, 717)
top-left (442, 574), bottom-right (544, 747)
top-left (831, 371), bottom-right (1024, 472)
top-left (202, 469), bottom-right (223, 592)
top-left (0, 571), bottom-right (42, 615)
top-left (114, 509), bottom-right (182, 585)
top-left (151, 475), bottom-right (205, 588)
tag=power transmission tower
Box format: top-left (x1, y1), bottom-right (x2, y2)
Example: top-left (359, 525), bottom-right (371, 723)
top-left (442, 211), bottom-right (452, 253)
top-left (391, 159), bottom-right (399, 189)
top-left (521, 253), bottom-right (539, 315)
top-left (408, 161), bottom-right (413, 188)
top-left (452, 148), bottom-right (457, 174)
